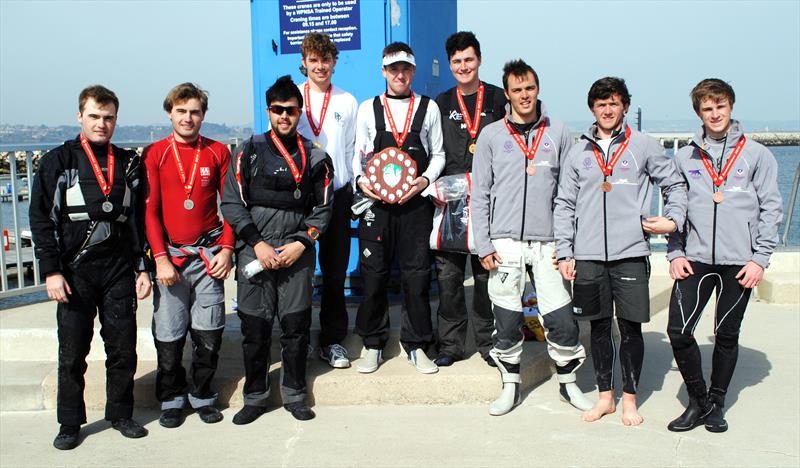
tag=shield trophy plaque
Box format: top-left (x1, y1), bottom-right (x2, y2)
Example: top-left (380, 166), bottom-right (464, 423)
top-left (366, 147), bottom-right (418, 204)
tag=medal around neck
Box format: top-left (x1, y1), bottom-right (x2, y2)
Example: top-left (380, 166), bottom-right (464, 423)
top-left (366, 147), bottom-right (418, 204)
top-left (183, 199), bottom-right (194, 210)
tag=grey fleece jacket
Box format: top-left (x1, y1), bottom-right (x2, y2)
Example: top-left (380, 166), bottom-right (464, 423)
top-left (666, 121), bottom-right (782, 268)
top-left (554, 122), bottom-right (687, 261)
top-left (471, 102), bottom-right (573, 258)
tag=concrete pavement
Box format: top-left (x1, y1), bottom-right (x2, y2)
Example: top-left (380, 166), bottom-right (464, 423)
top-left (1, 300), bottom-right (797, 467)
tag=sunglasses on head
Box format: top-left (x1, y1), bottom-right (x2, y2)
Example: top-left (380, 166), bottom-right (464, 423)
top-left (268, 105), bottom-right (301, 116)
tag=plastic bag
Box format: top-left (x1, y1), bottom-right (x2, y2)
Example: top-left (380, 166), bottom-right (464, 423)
top-left (424, 174), bottom-right (476, 254)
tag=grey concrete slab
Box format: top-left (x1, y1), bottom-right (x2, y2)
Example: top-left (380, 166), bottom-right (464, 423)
top-left (0, 301), bottom-right (797, 467)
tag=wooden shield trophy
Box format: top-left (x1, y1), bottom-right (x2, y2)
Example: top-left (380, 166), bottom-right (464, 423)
top-left (365, 147), bottom-right (418, 203)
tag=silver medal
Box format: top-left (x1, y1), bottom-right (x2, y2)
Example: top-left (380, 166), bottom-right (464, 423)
top-left (184, 199), bottom-right (195, 210)
top-left (101, 201), bottom-right (113, 212)
top-left (293, 188), bottom-right (302, 200)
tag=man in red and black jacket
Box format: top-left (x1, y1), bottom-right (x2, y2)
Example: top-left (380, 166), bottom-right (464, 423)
top-left (143, 83), bottom-right (234, 429)
top-left (30, 85), bottom-right (152, 450)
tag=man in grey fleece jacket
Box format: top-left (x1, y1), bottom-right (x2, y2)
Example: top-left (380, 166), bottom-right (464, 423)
top-left (553, 77), bottom-right (687, 426)
top-left (665, 79), bottom-right (782, 434)
top-left (471, 60), bottom-right (592, 416)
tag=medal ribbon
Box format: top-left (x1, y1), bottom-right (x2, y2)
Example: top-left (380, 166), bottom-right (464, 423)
top-left (504, 117), bottom-right (548, 162)
top-left (79, 133), bottom-right (114, 196)
top-left (169, 135), bottom-right (203, 198)
top-left (456, 83), bottom-right (485, 139)
top-left (591, 126), bottom-right (632, 176)
top-left (303, 82), bottom-right (332, 138)
top-left (698, 135), bottom-right (746, 187)
top-left (382, 92), bottom-right (415, 147)
top-left (269, 131), bottom-right (307, 186)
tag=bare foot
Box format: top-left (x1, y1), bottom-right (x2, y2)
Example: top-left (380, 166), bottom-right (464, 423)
top-left (621, 392), bottom-right (644, 426)
top-left (582, 391), bottom-right (616, 422)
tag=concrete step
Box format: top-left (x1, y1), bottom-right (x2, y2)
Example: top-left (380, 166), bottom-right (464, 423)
top-left (0, 339), bottom-right (555, 411)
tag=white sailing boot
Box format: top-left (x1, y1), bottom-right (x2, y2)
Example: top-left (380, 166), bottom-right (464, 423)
top-left (489, 358), bottom-right (521, 416)
top-left (557, 373), bottom-right (593, 411)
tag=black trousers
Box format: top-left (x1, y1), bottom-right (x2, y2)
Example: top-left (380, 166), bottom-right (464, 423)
top-left (154, 328), bottom-right (223, 406)
top-left (667, 261), bottom-right (751, 405)
top-left (57, 256), bottom-right (137, 426)
top-left (434, 250), bottom-right (493, 360)
top-left (355, 198), bottom-right (434, 352)
top-left (317, 185), bottom-right (353, 347)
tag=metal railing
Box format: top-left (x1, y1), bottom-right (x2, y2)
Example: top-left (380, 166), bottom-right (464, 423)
top-left (783, 163), bottom-right (800, 246)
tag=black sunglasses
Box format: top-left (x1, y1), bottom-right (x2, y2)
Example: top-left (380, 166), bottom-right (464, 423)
top-left (268, 105), bottom-right (301, 116)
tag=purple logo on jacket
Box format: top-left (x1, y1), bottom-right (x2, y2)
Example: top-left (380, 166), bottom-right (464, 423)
top-left (619, 159), bottom-right (631, 171)
top-left (582, 157), bottom-right (592, 169)
top-left (688, 169), bottom-right (702, 179)
top-left (503, 141), bottom-right (514, 153)
top-left (734, 168), bottom-right (746, 180)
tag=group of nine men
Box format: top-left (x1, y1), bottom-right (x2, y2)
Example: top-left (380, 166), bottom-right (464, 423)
top-left (29, 31), bottom-right (782, 450)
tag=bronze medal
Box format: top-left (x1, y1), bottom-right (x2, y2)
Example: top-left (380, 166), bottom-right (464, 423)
top-left (712, 191), bottom-right (724, 204)
top-left (526, 165), bottom-right (537, 176)
top-left (601, 181), bottom-right (613, 192)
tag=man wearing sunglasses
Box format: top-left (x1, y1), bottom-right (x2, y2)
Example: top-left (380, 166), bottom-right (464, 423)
top-left (351, 42), bottom-right (445, 374)
top-left (296, 32), bottom-right (358, 370)
top-left (222, 75), bottom-right (334, 423)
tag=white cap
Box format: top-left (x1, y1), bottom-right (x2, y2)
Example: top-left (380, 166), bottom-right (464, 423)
top-left (382, 51), bottom-right (416, 67)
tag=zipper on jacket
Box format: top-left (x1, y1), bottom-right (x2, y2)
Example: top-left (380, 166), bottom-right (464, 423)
top-left (711, 202), bottom-right (717, 265)
top-left (520, 129), bottom-right (531, 240)
top-left (603, 191), bottom-right (608, 261)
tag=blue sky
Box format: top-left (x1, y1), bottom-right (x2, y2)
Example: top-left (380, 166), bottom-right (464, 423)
top-left (1, 0), bottom-right (798, 127)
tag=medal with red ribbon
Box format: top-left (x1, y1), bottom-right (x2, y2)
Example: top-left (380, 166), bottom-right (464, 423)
top-left (382, 92), bottom-right (415, 147)
top-left (698, 135), bottom-right (746, 204)
top-left (504, 117), bottom-right (548, 176)
top-left (592, 126), bottom-right (632, 192)
top-left (269, 131), bottom-right (307, 200)
top-left (169, 135), bottom-right (203, 210)
top-left (456, 83), bottom-right (485, 154)
top-left (304, 82), bottom-right (331, 139)
top-left (79, 133), bottom-right (115, 212)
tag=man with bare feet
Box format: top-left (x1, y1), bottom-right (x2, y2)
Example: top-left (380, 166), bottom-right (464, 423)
top-left (665, 79), bottom-right (782, 433)
top-left (554, 77), bottom-right (687, 425)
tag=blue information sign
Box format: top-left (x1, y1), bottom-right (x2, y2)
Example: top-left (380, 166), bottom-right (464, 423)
top-left (279, 0), bottom-right (361, 55)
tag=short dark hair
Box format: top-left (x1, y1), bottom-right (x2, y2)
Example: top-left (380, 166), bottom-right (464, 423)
top-left (502, 59), bottom-right (539, 90)
top-left (163, 82), bottom-right (209, 113)
top-left (587, 77), bottom-right (631, 108)
top-left (265, 75), bottom-right (303, 108)
top-left (382, 41), bottom-right (414, 59)
top-left (690, 78), bottom-right (735, 113)
top-left (445, 31), bottom-right (481, 60)
top-left (78, 85), bottom-right (119, 114)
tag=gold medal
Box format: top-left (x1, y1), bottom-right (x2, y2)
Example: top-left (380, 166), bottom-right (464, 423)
top-left (468, 143), bottom-right (476, 154)
top-left (601, 181), bottom-right (613, 192)
top-left (526, 165), bottom-right (537, 176)
top-left (712, 191), bottom-right (724, 204)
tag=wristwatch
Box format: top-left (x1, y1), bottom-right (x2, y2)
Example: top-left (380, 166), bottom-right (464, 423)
top-left (307, 226), bottom-right (320, 241)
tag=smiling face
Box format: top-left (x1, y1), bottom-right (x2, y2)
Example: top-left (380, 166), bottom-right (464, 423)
top-left (382, 62), bottom-right (415, 96)
top-left (168, 98), bottom-right (205, 143)
top-left (449, 46), bottom-right (481, 89)
top-left (591, 94), bottom-right (629, 138)
top-left (77, 98), bottom-right (117, 144)
top-left (504, 71), bottom-right (539, 123)
top-left (302, 52), bottom-right (336, 88)
top-left (268, 98), bottom-right (301, 137)
top-left (697, 97), bottom-right (733, 139)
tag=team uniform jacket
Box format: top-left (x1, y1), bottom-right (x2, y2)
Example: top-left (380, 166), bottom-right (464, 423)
top-left (471, 102), bottom-right (573, 258)
top-left (29, 136), bottom-right (147, 274)
top-left (667, 121), bottom-right (782, 268)
top-left (554, 122), bottom-right (687, 261)
top-left (221, 132), bottom-right (334, 250)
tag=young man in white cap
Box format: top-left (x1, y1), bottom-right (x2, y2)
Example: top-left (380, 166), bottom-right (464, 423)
top-left (352, 42), bottom-right (445, 374)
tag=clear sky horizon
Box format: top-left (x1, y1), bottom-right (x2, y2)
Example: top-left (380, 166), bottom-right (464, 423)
top-left (1, 0), bottom-right (798, 128)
